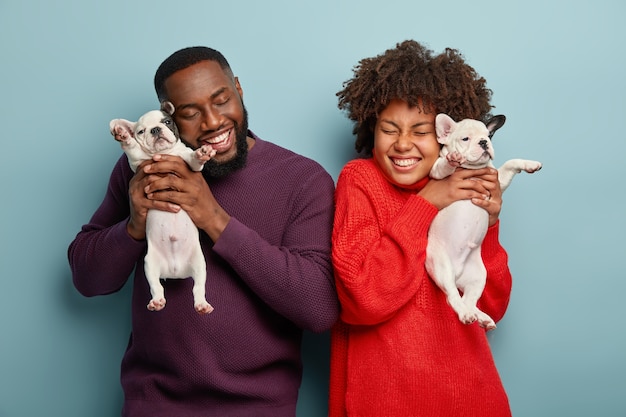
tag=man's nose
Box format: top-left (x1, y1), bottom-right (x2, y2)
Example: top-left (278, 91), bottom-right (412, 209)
top-left (201, 108), bottom-right (223, 131)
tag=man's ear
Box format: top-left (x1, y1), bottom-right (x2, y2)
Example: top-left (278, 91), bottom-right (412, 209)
top-left (485, 115), bottom-right (506, 138)
top-left (435, 113), bottom-right (456, 145)
top-left (234, 76), bottom-right (243, 99)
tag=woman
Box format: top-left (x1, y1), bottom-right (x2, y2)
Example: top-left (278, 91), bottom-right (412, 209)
top-left (330, 40), bottom-right (513, 417)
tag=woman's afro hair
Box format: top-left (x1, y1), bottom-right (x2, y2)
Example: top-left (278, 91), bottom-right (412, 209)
top-left (337, 40), bottom-right (494, 155)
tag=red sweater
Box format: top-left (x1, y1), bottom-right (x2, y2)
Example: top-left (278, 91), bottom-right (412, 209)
top-left (329, 158), bottom-right (512, 417)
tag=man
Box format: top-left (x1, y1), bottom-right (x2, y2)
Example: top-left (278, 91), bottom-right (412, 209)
top-left (68, 46), bottom-right (338, 416)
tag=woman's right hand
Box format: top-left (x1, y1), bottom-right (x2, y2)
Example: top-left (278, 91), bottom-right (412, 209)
top-left (418, 167), bottom-right (495, 210)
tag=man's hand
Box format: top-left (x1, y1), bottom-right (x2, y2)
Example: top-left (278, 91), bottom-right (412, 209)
top-left (126, 159), bottom-right (178, 240)
top-left (141, 154), bottom-right (231, 242)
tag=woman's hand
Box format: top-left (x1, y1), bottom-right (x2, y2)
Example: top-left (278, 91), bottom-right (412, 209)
top-left (470, 168), bottom-right (502, 226)
top-left (418, 167), bottom-right (502, 226)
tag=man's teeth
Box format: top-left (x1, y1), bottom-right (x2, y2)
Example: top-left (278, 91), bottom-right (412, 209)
top-left (207, 130), bottom-right (229, 144)
top-left (393, 158), bottom-right (418, 167)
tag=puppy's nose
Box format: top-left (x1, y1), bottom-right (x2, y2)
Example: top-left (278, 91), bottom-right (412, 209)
top-left (479, 139), bottom-right (488, 150)
top-left (150, 126), bottom-right (161, 135)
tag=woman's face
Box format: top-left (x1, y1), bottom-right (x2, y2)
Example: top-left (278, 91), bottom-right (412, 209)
top-left (373, 99), bottom-right (439, 188)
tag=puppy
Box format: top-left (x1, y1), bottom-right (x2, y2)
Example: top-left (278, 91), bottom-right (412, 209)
top-left (426, 114), bottom-right (542, 329)
top-left (109, 102), bottom-right (216, 314)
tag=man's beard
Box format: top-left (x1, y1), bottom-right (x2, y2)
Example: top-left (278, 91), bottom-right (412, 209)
top-left (202, 106), bottom-right (249, 179)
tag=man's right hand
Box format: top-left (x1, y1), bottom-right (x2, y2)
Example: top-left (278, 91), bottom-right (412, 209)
top-left (126, 159), bottom-right (183, 240)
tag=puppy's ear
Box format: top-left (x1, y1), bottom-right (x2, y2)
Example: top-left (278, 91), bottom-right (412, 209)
top-left (435, 113), bottom-right (456, 145)
top-left (161, 101), bottom-right (175, 116)
top-left (109, 119), bottom-right (136, 138)
top-left (485, 115), bottom-right (506, 138)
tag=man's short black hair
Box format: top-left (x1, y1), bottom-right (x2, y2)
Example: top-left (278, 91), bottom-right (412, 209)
top-left (154, 46), bottom-right (233, 102)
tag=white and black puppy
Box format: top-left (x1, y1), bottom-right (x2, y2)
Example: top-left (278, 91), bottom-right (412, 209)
top-left (426, 114), bottom-right (542, 329)
top-left (109, 102), bottom-right (215, 314)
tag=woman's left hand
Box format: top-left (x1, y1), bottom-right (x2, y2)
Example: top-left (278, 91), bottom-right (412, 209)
top-left (470, 167), bottom-right (502, 226)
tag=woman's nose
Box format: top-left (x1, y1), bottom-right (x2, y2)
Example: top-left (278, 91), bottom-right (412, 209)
top-left (394, 134), bottom-right (413, 151)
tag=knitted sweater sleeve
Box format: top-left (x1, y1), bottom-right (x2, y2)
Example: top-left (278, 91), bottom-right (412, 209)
top-left (212, 166), bottom-right (338, 333)
top-left (68, 156), bottom-right (147, 296)
top-left (332, 162), bottom-right (439, 325)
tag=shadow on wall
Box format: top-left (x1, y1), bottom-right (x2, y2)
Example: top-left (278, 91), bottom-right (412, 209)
top-left (298, 331), bottom-right (331, 416)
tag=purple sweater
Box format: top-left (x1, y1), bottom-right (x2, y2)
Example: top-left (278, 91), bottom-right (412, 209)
top-left (68, 132), bottom-right (338, 417)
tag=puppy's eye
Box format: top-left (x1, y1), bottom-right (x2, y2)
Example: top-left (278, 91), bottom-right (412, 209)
top-left (164, 119), bottom-right (172, 125)
top-left (137, 129), bottom-right (145, 135)
top-left (462, 137), bottom-right (469, 142)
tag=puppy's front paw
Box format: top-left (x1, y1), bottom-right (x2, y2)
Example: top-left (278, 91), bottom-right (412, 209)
top-left (147, 298), bottom-right (166, 312)
top-left (523, 160), bottom-right (542, 174)
top-left (112, 126), bottom-right (131, 144)
top-left (196, 145), bottom-right (216, 162)
top-left (446, 151), bottom-right (466, 167)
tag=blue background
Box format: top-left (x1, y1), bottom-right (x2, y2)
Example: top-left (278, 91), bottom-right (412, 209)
top-left (1, 0), bottom-right (625, 416)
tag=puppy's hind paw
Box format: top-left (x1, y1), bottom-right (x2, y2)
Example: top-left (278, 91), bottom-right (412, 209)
top-left (147, 298), bottom-right (166, 311)
top-left (476, 311), bottom-right (497, 330)
top-left (458, 311), bottom-right (478, 325)
top-left (195, 301), bottom-right (214, 314)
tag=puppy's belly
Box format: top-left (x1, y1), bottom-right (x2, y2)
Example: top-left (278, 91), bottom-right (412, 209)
top-left (146, 209), bottom-right (201, 277)
top-left (429, 200), bottom-right (488, 261)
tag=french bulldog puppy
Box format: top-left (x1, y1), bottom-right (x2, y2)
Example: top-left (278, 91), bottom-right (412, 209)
top-left (109, 102), bottom-right (216, 314)
top-left (426, 113), bottom-right (542, 329)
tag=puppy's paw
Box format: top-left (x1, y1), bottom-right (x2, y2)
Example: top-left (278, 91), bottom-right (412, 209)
top-left (111, 126), bottom-right (132, 144)
top-left (446, 151), bottom-right (466, 167)
top-left (476, 310), bottom-right (497, 330)
top-left (195, 301), bottom-right (214, 315)
top-left (147, 298), bottom-right (166, 311)
top-left (196, 145), bottom-right (216, 162)
top-left (523, 160), bottom-right (542, 174)
top-left (458, 309), bottom-right (478, 325)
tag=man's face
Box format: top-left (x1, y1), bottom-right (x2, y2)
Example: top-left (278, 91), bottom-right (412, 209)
top-left (164, 60), bottom-right (249, 177)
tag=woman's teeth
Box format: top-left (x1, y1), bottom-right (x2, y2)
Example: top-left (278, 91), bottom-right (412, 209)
top-left (393, 158), bottom-right (418, 167)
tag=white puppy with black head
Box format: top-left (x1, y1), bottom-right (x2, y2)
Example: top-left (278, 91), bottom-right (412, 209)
top-left (426, 114), bottom-right (542, 329)
top-left (109, 102), bottom-right (215, 314)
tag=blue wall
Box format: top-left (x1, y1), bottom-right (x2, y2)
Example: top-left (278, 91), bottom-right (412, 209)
top-left (1, 1), bottom-right (625, 416)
